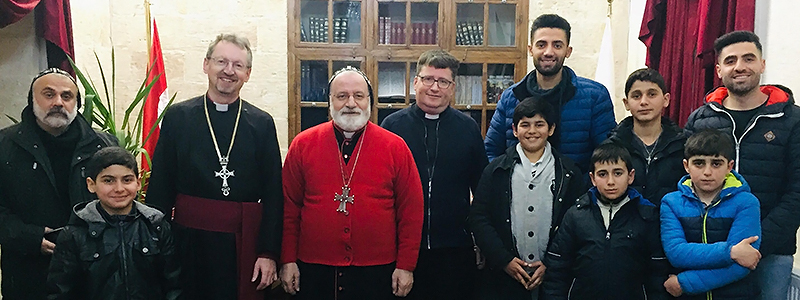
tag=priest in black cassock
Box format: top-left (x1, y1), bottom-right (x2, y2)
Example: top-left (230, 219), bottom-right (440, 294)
top-left (146, 33), bottom-right (283, 300)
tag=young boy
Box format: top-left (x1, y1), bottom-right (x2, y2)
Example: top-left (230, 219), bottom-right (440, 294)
top-left (542, 143), bottom-right (670, 300)
top-left (660, 130), bottom-right (761, 299)
top-left (46, 147), bottom-right (182, 300)
top-left (470, 97), bottom-right (587, 300)
top-left (606, 68), bottom-right (688, 206)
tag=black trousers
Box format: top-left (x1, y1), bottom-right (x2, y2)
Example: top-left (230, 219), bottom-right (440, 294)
top-left (405, 247), bottom-right (477, 300)
top-left (294, 260), bottom-right (395, 300)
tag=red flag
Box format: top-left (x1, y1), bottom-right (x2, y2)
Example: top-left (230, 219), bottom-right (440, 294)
top-left (142, 19), bottom-right (168, 171)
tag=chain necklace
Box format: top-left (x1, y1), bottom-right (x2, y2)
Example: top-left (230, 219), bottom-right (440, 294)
top-left (637, 133), bottom-right (660, 165)
top-left (333, 125), bottom-right (367, 215)
top-left (203, 94), bottom-right (243, 196)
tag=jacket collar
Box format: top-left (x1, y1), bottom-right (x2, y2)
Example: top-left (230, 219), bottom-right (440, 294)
top-left (511, 66), bottom-right (578, 102)
top-left (677, 170), bottom-right (751, 203)
top-left (576, 187), bottom-right (658, 220)
top-left (705, 85), bottom-right (794, 109)
top-left (72, 200), bottom-right (165, 235)
top-left (608, 116), bottom-right (687, 152)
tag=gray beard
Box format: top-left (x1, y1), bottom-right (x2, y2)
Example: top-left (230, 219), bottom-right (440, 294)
top-left (33, 102), bottom-right (77, 133)
top-left (330, 105), bottom-right (370, 132)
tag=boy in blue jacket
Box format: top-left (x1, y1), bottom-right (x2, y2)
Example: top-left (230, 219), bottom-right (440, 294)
top-left (660, 129), bottom-right (761, 299)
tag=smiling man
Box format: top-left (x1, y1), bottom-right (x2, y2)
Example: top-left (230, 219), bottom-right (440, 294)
top-left (147, 33), bottom-right (284, 300)
top-left (0, 68), bottom-right (117, 300)
top-left (281, 67), bottom-right (423, 300)
top-left (381, 50), bottom-right (488, 300)
top-left (484, 14), bottom-right (616, 176)
top-left (684, 30), bottom-right (800, 300)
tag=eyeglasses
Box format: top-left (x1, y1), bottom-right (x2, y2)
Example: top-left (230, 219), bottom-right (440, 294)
top-left (333, 92), bottom-right (368, 102)
top-left (416, 76), bottom-right (454, 89)
top-left (207, 56), bottom-right (249, 72)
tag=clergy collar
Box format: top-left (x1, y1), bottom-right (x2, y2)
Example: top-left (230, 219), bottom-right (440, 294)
top-left (412, 103), bottom-right (450, 120)
top-left (333, 122), bottom-right (366, 140)
top-left (205, 93), bottom-right (241, 112)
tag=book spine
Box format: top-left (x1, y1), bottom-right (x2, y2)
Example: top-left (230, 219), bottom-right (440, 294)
top-left (379, 17), bottom-right (385, 44)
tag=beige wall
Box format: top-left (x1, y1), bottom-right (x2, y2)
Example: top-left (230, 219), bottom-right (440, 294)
top-left (0, 13), bottom-right (47, 128)
top-left (69, 0), bottom-right (289, 152)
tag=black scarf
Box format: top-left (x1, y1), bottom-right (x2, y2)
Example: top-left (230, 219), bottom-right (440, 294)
top-left (513, 68), bottom-right (577, 148)
top-left (36, 121), bottom-right (82, 204)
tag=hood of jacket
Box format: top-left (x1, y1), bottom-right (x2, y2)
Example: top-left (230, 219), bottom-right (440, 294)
top-left (72, 200), bottom-right (165, 226)
top-left (705, 85), bottom-right (793, 107)
top-left (676, 170), bottom-right (751, 202)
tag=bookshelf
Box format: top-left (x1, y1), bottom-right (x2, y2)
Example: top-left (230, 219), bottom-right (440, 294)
top-left (288, 0), bottom-right (529, 141)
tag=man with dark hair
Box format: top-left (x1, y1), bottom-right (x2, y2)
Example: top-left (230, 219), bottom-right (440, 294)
top-left (0, 67), bottom-right (117, 300)
top-left (147, 33), bottom-right (284, 300)
top-left (381, 49), bottom-right (488, 299)
top-left (685, 30), bottom-right (800, 300)
top-left (281, 67), bottom-right (423, 299)
top-left (606, 68), bottom-right (687, 206)
top-left (484, 13), bottom-right (616, 176)
top-left (471, 97), bottom-right (586, 299)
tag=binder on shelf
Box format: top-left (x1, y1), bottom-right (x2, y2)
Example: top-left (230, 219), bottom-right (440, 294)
top-left (379, 17), bottom-right (386, 44)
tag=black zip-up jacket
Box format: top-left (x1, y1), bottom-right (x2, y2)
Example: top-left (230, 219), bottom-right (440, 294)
top-left (0, 107), bottom-right (117, 300)
top-left (469, 145), bottom-right (587, 300)
top-left (47, 200), bottom-right (182, 300)
top-left (606, 116), bottom-right (688, 206)
top-left (542, 188), bottom-right (671, 300)
top-left (382, 104), bottom-right (488, 249)
top-left (685, 85), bottom-right (800, 257)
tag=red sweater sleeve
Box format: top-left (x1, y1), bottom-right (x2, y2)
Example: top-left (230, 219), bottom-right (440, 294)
top-left (393, 144), bottom-right (424, 271)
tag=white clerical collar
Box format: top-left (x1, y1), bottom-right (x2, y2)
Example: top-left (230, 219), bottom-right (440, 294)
top-left (343, 131), bottom-right (355, 139)
top-left (214, 102), bottom-right (229, 112)
top-left (424, 113), bottom-right (440, 120)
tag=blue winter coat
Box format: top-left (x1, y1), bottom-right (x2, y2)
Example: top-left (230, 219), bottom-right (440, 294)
top-left (483, 66), bottom-right (616, 174)
top-left (660, 171), bottom-right (761, 299)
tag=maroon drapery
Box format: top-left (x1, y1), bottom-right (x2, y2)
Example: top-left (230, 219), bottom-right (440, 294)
top-left (0, 0), bottom-right (38, 27)
top-left (639, 0), bottom-right (755, 127)
top-left (0, 0), bottom-right (74, 74)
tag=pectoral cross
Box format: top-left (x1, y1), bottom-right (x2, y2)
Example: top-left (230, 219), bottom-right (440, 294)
top-left (334, 186), bottom-right (354, 215)
top-left (214, 157), bottom-right (235, 196)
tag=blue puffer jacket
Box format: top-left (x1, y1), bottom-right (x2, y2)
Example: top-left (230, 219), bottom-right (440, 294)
top-left (660, 171), bottom-right (761, 299)
top-left (484, 66), bottom-right (616, 174)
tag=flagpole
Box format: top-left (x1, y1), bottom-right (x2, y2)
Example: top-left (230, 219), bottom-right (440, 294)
top-left (607, 0), bottom-right (613, 17)
top-left (145, 0), bottom-right (152, 57)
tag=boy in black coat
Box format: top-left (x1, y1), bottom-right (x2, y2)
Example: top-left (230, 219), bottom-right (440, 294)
top-left (47, 147), bottom-right (181, 300)
top-left (470, 97), bottom-right (587, 300)
top-left (542, 143), bottom-right (670, 300)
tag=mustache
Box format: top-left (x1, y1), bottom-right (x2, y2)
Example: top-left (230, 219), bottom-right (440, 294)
top-left (46, 107), bottom-right (68, 118)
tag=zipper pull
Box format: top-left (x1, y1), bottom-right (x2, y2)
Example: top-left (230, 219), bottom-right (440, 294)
top-left (605, 231), bottom-right (610, 240)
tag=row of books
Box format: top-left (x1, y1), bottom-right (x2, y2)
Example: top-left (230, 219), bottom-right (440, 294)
top-left (455, 76), bottom-right (484, 105)
top-left (379, 18), bottom-right (438, 45)
top-left (487, 75), bottom-right (515, 104)
top-left (456, 21), bottom-right (484, 46)
top-left (301, 17), bottom-right (354, 43)
top-left (300, 64), bottom-right (328, 102)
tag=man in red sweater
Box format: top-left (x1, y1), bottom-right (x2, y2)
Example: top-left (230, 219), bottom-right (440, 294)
top-left (280, 66), bottom-right (424, 299)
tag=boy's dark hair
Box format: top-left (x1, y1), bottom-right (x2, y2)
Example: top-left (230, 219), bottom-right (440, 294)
top-left (684, 129), bottom-right (735, 161)
top-left (714, 31), bottom-right (762, 58)
top-left (590, 143), bottom-right (633, 172)
top-left (530, 14), bottom-right (571, 44)
top-left (416, 49), bottom-right (460, 80)
top-left (513, 96), bottom-right (556, 128)
top-left (86, 147), bottom-right (139, 180)
top-left (624, 68), bottom-right (667, 95)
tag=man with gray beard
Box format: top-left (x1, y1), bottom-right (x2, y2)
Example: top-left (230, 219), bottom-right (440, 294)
top-left (0, 68), bottom-right (117, 300)
top-left (280, 66), bottom-right (424, 299)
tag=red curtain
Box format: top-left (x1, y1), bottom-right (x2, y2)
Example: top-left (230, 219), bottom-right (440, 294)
top-left (0, 0), bottom-right (39, 27)
top-left (639, 0), bottom-right (756, 127)
top-left (1, 0), bottom-right (74, 74)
